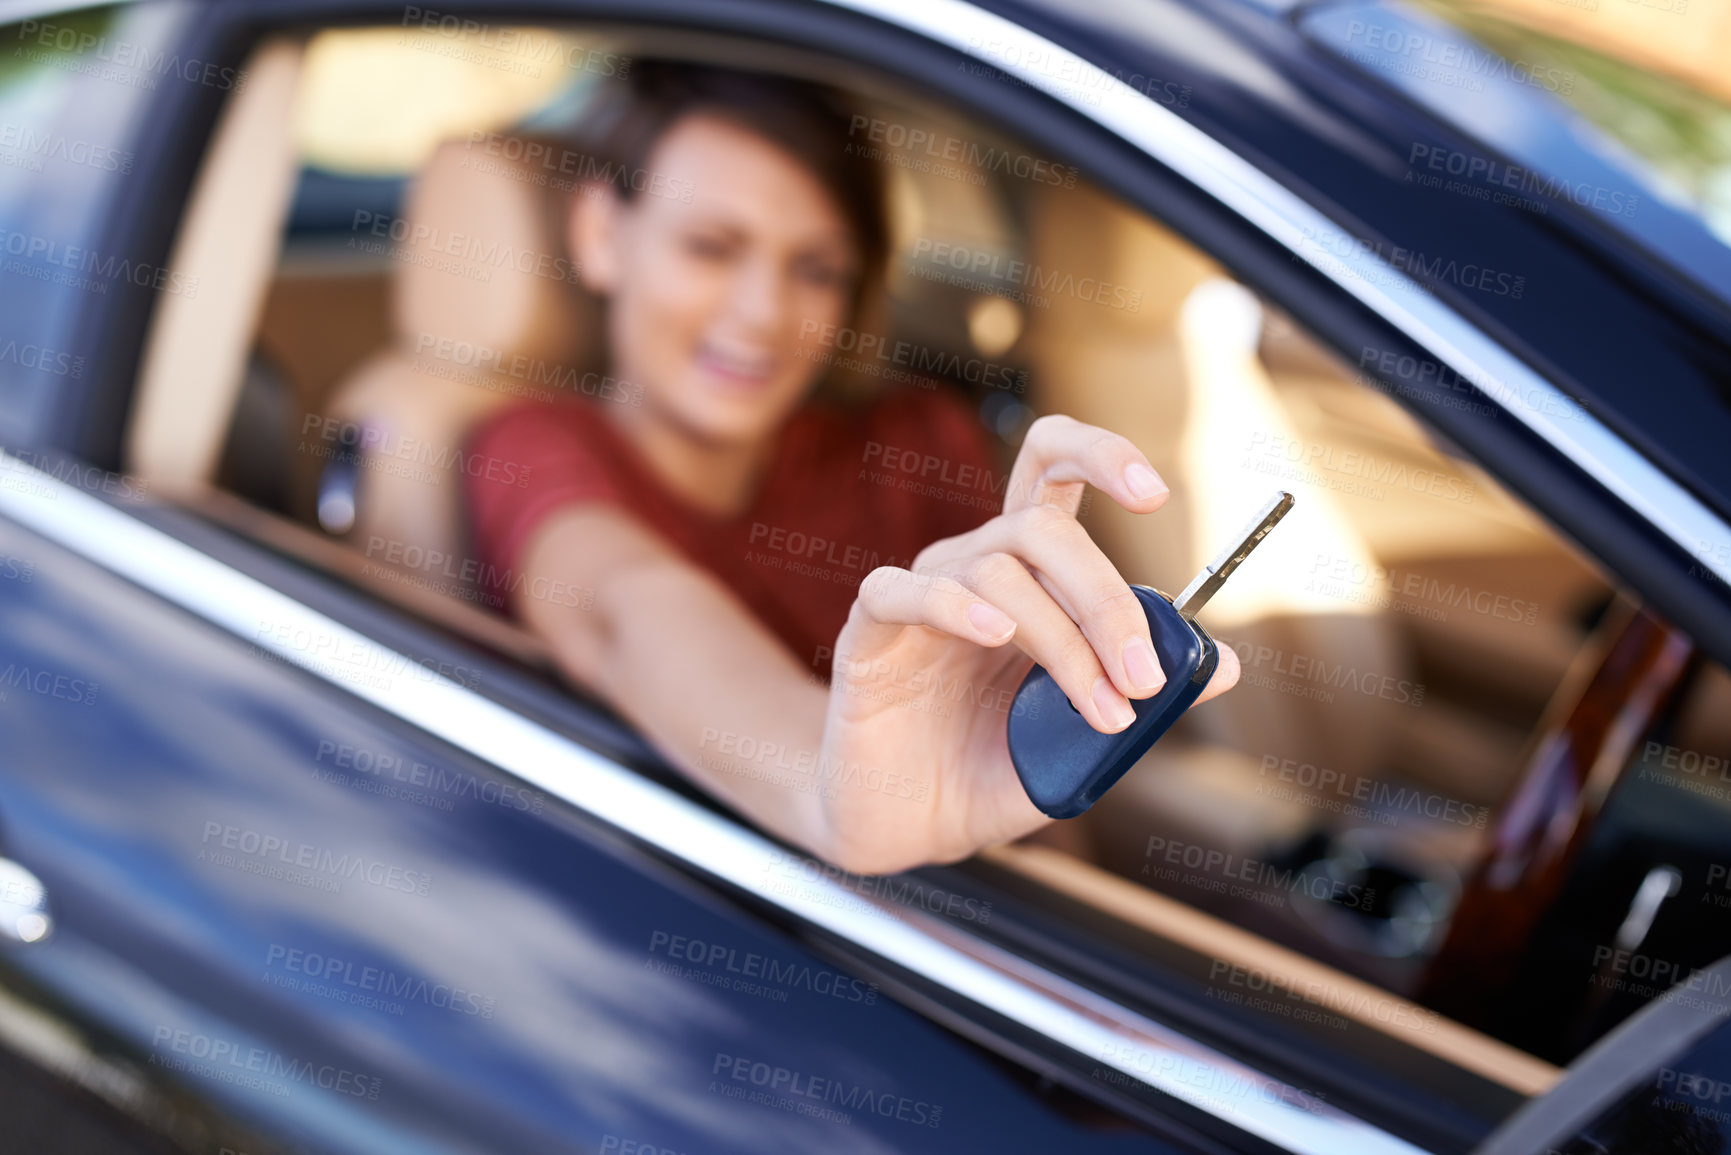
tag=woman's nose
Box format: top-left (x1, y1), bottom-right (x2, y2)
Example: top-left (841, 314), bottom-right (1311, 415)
top-left (729, 256), bottom-right (790, 333)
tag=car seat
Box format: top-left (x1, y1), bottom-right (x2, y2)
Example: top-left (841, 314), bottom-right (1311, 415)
top-left (320, 137), bottom-right (599, 590)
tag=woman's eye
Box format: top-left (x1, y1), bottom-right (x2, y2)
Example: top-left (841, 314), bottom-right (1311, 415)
top-left (796, 257), bottom-right (852, 289)
top-left (683, 232), bottom-right (734, 260)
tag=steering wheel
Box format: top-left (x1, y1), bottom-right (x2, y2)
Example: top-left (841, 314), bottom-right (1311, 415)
top-left (1414, 597), bottom-right (1697, 1033)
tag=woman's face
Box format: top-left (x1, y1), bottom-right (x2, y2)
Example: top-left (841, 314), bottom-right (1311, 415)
top-left (571, 112), bottom-right (860, 446)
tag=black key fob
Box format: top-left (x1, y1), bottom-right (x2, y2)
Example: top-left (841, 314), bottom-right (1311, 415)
top-left (1007, 586), bottom-right (1217, 819)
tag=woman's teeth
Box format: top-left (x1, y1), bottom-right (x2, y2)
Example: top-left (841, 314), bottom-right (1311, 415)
top-left (702, 346), bottom-right (773, 381)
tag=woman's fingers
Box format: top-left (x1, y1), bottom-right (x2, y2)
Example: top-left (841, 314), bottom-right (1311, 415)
top-left (969, 504), bottom-right (1166, 702)
top-left (858, 411), bottom-right (1239, 732)
top-left (845, 566), bottom-right (1018, 657)
top-left (1003, 414), bottom-right (1169, 519)
top-left (959, 551), bottom-right (1140, 734)
top-left (1195, 639), bottom-right (1240, 705)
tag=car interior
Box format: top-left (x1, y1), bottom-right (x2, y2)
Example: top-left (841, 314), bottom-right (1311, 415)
top-left (115, 19), bottom-right (1731, 1101)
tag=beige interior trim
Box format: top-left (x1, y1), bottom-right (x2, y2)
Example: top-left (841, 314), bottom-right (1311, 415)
top-left (126, 37), bottom-right (305, 493)
top-left (183, 488), bottom-right (554, 670)
top-left (984, 841), bottom-right (1562, 1097)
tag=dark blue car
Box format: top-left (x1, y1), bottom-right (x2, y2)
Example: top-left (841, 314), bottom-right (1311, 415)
top-left (4, 0), bottom-right (1731, 1152)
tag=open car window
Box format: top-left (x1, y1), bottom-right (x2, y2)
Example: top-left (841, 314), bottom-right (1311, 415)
top-left (116, 14), bottom-right (1731, 1115)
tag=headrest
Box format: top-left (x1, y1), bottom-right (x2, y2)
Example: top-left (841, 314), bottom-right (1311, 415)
top-left (391, 137), bottom-right (590, 369)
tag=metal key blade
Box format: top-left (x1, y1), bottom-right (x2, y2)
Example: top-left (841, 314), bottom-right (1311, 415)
top-left (1173, 490), bottom-right (1296, 616)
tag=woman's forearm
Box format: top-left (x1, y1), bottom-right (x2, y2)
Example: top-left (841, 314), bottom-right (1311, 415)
top-left (519, 507), bottom-right (837, 857)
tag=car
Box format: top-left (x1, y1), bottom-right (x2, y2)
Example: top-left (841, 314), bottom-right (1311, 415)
top-left (2, 0), bottom-right (1731, 1151)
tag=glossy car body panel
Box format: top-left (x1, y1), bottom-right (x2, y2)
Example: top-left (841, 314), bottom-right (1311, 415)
top-left (0, 512), bottom-right (1190, 1153)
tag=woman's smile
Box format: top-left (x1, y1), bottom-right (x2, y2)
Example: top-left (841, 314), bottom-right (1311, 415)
top-left (693, 340), bottom-right (779, 391)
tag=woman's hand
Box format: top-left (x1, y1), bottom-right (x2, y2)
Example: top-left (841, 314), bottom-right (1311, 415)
top-left (816, 415), bottom-right (1240, 875)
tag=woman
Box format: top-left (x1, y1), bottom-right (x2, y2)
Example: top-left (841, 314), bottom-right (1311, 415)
top-left (464, 63), bottom-right (1240, 875)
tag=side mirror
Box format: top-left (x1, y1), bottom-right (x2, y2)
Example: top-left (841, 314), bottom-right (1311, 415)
top-left (1474, 954), bottom-right (1731, 1154)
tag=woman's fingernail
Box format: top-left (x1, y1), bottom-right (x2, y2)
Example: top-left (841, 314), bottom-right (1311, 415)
top-left (1093, 675), bottom-right (1136, 731)
top-left (967, 601), bottom-right (1015, 639)
top-left (1123, 636), bottom-right (1165, 694)
top-left (1124, 463), bottom-right (1166, 501)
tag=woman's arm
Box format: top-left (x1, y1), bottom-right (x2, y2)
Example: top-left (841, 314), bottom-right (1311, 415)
top-left (515, 416), bottom-right (1240, 874)
top-left (514, 503), bottom-right (839, 853)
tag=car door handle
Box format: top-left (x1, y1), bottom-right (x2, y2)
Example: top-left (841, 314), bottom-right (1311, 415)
top-left (0, 858), bottom-right (51, 944)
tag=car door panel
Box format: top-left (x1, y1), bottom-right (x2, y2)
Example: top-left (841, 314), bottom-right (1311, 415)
top-left (0, 514), bottom-right (1183, 1153)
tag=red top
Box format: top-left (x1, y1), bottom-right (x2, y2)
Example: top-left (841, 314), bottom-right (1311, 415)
top-left (463, 387), bottom-right (1002, 678)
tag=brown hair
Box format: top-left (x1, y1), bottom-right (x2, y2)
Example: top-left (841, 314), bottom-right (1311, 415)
top-left (577, 60), bottom-right (889, 319)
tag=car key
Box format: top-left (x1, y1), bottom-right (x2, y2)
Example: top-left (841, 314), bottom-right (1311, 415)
top-left (1008, 490), bottom-right (1296, 818)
